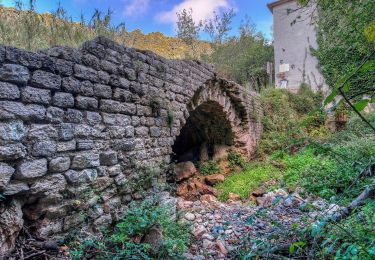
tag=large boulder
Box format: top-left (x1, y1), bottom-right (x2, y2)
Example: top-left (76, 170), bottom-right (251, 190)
top-left (175, 161), bottom-right (196, 182)
top-left (0, 200), bottom-right (24, 257)
top-left (205, 174), bottom-right (225, 186)
top-left (142, 224), bottom-right (164, 256)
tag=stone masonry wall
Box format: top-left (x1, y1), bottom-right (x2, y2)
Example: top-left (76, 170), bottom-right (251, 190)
top-left (0, 36), bottom-right (262, 255)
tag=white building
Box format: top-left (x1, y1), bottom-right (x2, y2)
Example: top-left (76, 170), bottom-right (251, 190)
top-left (268, 0), bottom-right (327, 93)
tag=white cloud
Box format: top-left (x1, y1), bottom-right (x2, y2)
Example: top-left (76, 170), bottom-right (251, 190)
top-left (123, 0), bottom-right (150, 17)
top-left (156, 0), bottom-right (233, 24)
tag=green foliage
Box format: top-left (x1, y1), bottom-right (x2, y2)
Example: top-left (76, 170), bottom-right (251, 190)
top-left (315, 0), bottom-right (375, 104)
top-left (227, 150), bottom-right (246, 169)
top-left (68, 198), bottom-right (190, 259)
top-left (198, 160), bottom-right (222, 175)
top-left (215, 163), bottom-right (280, 201)
top-left (298, 201), bottom-right (375, 259)
top-left (203, 18), bottom-right (273, 90)
top-left (258, 87), bottom-right (326, 156)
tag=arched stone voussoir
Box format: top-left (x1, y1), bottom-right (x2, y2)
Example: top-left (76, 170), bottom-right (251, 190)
top-left (180, 78), bottom-right (263, 158)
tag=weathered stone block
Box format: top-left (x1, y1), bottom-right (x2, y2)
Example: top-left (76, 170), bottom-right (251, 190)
top-left (97, 70), bottom-right (110, 84)
top-left (108, 164), bottom-right (121, 177)
top-left (64, 109), bottom-right (83, 123)
top-left (111, 139), bottom-right (136, 151)
top-left (41, 45), bottom-right (82, 63)
top-left (0, 143), bottom-right (26, 160)
top-left (22, 86), bottom-right (51, 105)
top-left (82, 53), bottom-right (100, 70)
top-left (30, 174), bottom-right (67, 195)
top-left (120, 67), bottom-right (136, 81)
top-left (64, 169), bottom-right (98, 184)
top-left (56, 140), bottom-right (76, 152)
top-left (28, 124), bottom-right (58, 140)
top-left (49, 157), bottom-right (71, 173)
top-left (46, 106), bottom-right (64, 123)
top-left (102, 113), bottom-right (131, 126)
top-left (58, 123), bottom-right (74, 141)
top-left (15, 159), bottom-right (48, 180)
top-left (0, 82), bottom-right (20, 100)
top-left (3, 182), bottom-right (29, 195)
top-left (75, 96), bottom-right (98, 110)
top-left (150, 127), bottom-right (161, 137)
top-left (109, 75), bottom-right (130, 89)
top-left (113, 88), bottom-right (132, 102)
top-left (93, 84), bottom-right (112, 98)
top-left (74, 64), bottom-right (98, 82)
top-left (135, 126), bottom-right (149, 137)
top-left (74, 125), bottom-right (103, 138)
top-left (62, 77), bottom-right (94, 96)
top-left (0, 101), bottom-right (46, 121)
top-left (53, 92), bottom-right (74, 108)
top-left (32, 140), bottom-right (57, 157)
top-left (0, 199), bottom-right (23, 257)
top-left (77, 140), bottom-right (94, 150)
top-left (132, 116), bottom-right (141, 126)
top-left (81, 40), bottom-right (106, 59)
top-left (0, 64), bottom-right (29, 85)
top-left (31, 70), bottom-right (61, 90)
top-left (100, 100), bottom-right (136, 115)
top-left (99, 151), bottom-right (118, 166)
top-left (50, 58), bottom-right (74, 76)
top-left (0, 163), bottom-right (15, 190)
top-left (101, 60), bottom-right (117, 74)
top-left (108, 126), bottom-right (134, 138)
top-left (86, 111), bottom-right (102, 125)
top-left (71, 153), bottom-right (100, 169)
top-left (0, 121), bottom-right (26, 141)
top-left (129, 82), bottom-right (146, 96)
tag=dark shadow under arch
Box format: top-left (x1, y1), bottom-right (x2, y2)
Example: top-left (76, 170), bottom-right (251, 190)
top-left (172, 101), bottom-right (234, 163)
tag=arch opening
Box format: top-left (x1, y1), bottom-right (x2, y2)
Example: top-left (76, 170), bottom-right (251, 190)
top-left (172, 101), bottom-right (234, 163)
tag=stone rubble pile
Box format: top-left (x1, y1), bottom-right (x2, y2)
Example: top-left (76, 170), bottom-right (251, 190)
top-left (177, 190), bottom-right (339, 260)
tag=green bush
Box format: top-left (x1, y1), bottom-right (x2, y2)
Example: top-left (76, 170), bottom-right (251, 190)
top-left (198, 160), bottom-right (222, 175)
top-left (313, 0), bottom-right (375, 98)
top-left (68, 198), bottom-right (190, 259)
top-left (258, 87), bottom-right (325, 156)
top-left (227, 150), bottom-right (246, 169)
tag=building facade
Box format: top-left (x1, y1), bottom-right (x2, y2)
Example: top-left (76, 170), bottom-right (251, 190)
top-left (268, 0), bottom-right (327, 93)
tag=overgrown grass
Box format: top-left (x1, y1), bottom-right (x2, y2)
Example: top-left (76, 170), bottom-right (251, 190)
top-left (68, 197), bottom-right (190, 259)
top-left (0, 3), bottom-right (210, 58)
top-left (215, 163), bottom-right (281, 201)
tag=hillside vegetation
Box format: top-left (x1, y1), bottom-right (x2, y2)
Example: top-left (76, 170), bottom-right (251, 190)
top-left (0, 6), bottom-right (211, 59)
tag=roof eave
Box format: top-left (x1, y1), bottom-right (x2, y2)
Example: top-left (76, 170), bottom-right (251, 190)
top-left (267, 0), bottom-right (296, 13)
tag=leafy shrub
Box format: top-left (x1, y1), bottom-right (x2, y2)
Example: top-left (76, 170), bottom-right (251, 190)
top-left (198, 160), bottom-right (222, 175)
top-left (68, 198), bottom-right (190, 259)
top-left (258, 87), bottom-right (325, 156)
top-left (292, 200), bottom-right (375, 260)
top-left (313, 0), bottom-right (375, 98)
top-left (227, 150), bottom-right (246, 169)
top-left (215, 163), bottom-right (280, 201)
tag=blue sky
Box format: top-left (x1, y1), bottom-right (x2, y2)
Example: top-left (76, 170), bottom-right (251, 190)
top-left (2, 0), bottom-right (274, 39)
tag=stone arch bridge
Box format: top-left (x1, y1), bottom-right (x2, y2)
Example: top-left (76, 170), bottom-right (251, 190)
top-left (0, 37), bottom-right (262, 255)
